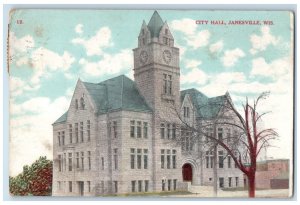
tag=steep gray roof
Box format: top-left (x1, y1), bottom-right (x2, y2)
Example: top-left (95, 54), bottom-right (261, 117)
top-left (53, 75), bottom-right (152, 125)
top-left (181, 88), bottom-right (227, 119)
top-left (147, 11), bottom-right (164, 38)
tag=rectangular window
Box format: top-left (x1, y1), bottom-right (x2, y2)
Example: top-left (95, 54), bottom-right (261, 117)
top-left (162, 180), bottom-right (165, 191)
top-left (138, 180), bottom-right (142, 192)
top-left (58, 155), bottom-right (62, 172)
top-left (235, 177), bottom-right (239, 187)
top-left (163, 37), bottom-right (168, 45)
top-left (113, 148), bottom-right (118, 170)
top-left (87, 120), bottom-right (90, 141)
top-left (114, 181), bottom-right (118, 193)
top-left (163, 74), bottom-right (167, 94)
top-left (144, 149), bottom-right (148, 169)
top-left (219, 177), bottom-right (224, 188)
top-left (68, 153), bottom-right (72, 171)
top-left (206, 151), bottom-right (209, 168)
top-left (167, 124), bottom-right (171, 139)
top-left (228, 155), bottom-right (231, 168)
top-left (88, 151), bottom-right (91, 170)
top-left (210, 152), bottom-right (214, 168)
top-left (75, 123), bottom-right (78, 143)
top-left (167, 150), bottom-right (171, 169)
top-left (173, 179), bottom-right (177, 190)
top-left (161, 150), bottom-right (165, 169)
top-left (143, 122), bottom-right (148, 138)
top-left (75, 152), bottom-right (79, 168)
top-left (229, 177), bottom-right (232, 187)
top-left (144, 180), bottom-right (149, 192)
top-left (137, 121), bottom-right (142, 138)
top-left (168, 75), bottom-right (172, 95)
top-left (101, 157), bottom-right (104, 170)
top-left (218, 128), bottom-right (223, 141)
top-left (63, 153), bottom-right (66, 171)
top-left (130, 120), bottom-right (135, 138)
top-left (184, 107), bottom-right (190, 118)
top-left (69, 181), bottom-right (72, 192)
top-left (131, 181), bottom-right (136, 192)
top-left (160, 123), bottom-right (165, 139)
top-left (69, 125), bottom-right (73, 144)
top-left (87, 181), bottom-right (91, 192)
top-left (172, 124), bottom-right (176, 139)
top-left (167, 179), bottom-right (171, 191)
top-left (80, 122), bottom-right (84, 142)
top-left (218, 151), bottom-right (224, 168)
top-left (62, 131), bottom-right (65, 146)
top-left (137, 149), bottom-right (142, 169)
top-left (58, 132), bottom-right (61, 146)
top-left (172, 150), bottom-right (176, 169)
top-left (81, 152), bottom-right (84, 170)
top-left (113, 121), bottom-right (117, 138)
top-left (130, 148), bottom-right (135, 169)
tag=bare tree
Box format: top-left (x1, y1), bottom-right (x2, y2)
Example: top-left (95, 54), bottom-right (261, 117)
top-left (170, 91), bottom-right (278, 198)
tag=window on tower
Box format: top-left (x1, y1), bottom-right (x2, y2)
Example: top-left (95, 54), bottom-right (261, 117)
top-left (163, 74), bottom-right (173, 95)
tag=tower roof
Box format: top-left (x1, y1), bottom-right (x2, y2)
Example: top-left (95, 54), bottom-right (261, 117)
top-left (147, 11), bottom-right (164, 38)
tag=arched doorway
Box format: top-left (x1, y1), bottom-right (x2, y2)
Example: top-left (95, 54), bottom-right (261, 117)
top-left (182, 163), bottom-right (193, 182)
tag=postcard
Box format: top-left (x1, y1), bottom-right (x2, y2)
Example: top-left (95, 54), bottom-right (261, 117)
top-left (7, 9), bottom-right (294, 198)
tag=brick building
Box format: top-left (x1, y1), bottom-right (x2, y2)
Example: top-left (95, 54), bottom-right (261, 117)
top-left (52, 11), bottom-right (244, 196)
top-left (250, 159), bottom-right (290, 189)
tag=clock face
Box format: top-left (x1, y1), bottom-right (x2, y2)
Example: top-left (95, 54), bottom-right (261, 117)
top-left (163, 50), bottom-right (172, 64)
top-left (139, 50), bottom-right (148, 64)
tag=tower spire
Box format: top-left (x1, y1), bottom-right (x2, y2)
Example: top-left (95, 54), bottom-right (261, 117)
top-left (147, 11), bottom-right (164, 38)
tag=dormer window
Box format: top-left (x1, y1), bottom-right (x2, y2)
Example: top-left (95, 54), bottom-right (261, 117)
top-left (142, 38), bottom-right (145, 45)
top-left (75, 99), bottom-right (78, 110)
top-left (163, 37), bottom-right (168, 45)
top-left (142, 29), bottom-right (145, 35)
top-left (165, 29), bottom-right (168, 35)
top-left (80, 97), bottom-right (85, 110)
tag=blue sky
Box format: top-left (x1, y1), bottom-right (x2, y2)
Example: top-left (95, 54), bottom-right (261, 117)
top-left (8, 10), bottom-right (293, 176)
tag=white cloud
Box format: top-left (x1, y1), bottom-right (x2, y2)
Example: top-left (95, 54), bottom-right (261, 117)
top-left (181, 68), bottom-right (208, 85)
top-left (14, 47), bottom-right (75, 90)
top-left (186, 30), bottom-right (210, 49)
top-left (170, 18), bottom-right (210, 49)
top-left (72, 27), bottom-right (112, 56)
top-left (221, 48), bottom-right (245, 67)
top-left (251, 57), bottom-right (292, 79)
top-left (249, 26), bottom-right (279, 55)
top-left (79, 49), bottom-right (132, 77)
top-left (9, 32), bottom-right (35, 58)
top-left (75, 24), bottom-right (83, 34)
top-left (30, 47), bottom-right (75, 72)
top-left (170, 18), bottom-right (197, 36)
top-left (10, 96), bottom-right (70, 176)
top-left (209, 40), bottom-right (224, 53)
top-left (185, 59), bottom-right (202, 69)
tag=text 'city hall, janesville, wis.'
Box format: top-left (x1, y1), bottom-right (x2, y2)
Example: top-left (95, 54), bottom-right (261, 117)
top-left (52, 11), bottom-right (244, 196)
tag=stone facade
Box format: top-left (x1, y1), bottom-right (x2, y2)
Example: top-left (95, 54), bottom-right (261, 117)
top-left (52, 11), bottom-right (244, 196)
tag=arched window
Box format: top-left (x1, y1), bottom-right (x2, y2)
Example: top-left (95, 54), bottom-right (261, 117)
top-left (80, 97), bottom-right (85, 110)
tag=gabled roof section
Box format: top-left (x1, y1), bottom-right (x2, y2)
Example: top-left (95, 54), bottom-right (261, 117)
top-left (181, 88), bottom-right (227, 119)
top-left (147, 11), bottom-right (164, 38)
top-left (83, 75), bottom-right (152, 115)
top-left (53, 111), bottom-right (68, 125)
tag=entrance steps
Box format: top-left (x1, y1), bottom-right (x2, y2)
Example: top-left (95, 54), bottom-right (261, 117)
top-left (187, 182), bottom-right (215, 196)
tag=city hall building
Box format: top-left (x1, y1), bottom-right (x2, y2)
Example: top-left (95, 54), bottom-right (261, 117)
top-left (52, 11), bottom-right (244, 196)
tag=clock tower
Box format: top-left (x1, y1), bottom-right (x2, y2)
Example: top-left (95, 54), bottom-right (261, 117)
top-left (133, 11), bottom-right (180, 114)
